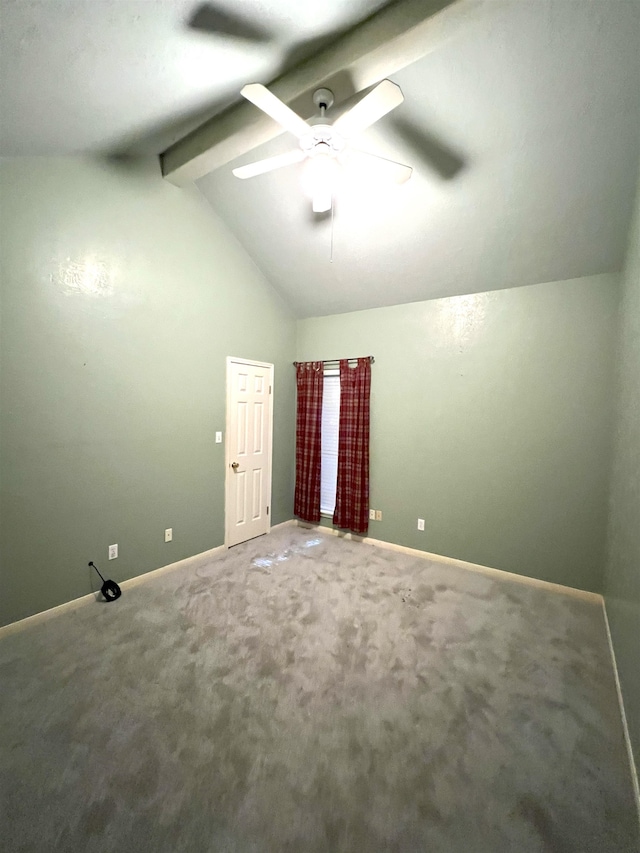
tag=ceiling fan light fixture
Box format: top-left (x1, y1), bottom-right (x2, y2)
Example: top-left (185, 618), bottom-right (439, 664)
top-left (312, 190), bottom-right (333, 214)
top-left (302, 147), bottom-right (340, 211)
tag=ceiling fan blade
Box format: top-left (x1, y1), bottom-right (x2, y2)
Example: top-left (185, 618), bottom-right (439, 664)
top-left (187, 4), bottom-right (271, 43)
top-left (348, 148), bottom-right (413, 184)
top-left (333, 80), bottom-right (404, 138)
top-left (240, 84), bottom-right (311, 139)
top-left (232, 148), bottom-right (306, 180)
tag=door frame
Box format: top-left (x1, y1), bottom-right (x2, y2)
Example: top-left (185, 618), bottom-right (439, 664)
top-left (224, 356), bottom-right (274, 548)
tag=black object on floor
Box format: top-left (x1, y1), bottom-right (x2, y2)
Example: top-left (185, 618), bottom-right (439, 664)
top-left (88, 561), bottom-right (121, 602)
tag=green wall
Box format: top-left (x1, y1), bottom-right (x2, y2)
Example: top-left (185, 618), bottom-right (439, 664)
top-left (297, 275), bottom-right (619, 592)
top-left (605, 170), bottom-right (640, 778)
top-left (0, 157), bottom-right (295, 627)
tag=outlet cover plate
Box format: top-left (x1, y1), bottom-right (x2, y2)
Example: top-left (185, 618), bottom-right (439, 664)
top-left (375, 510), bottom-right (382, 521)
top-left (417, 518), bottom-right (425, 531)
top-left (369, 508), bottom-right (376, 520)
top-left (108, 544), bottom-right (118, 560)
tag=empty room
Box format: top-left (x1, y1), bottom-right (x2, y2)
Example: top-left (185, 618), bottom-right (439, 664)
top-left (1, 1), bottom-right (639, 850)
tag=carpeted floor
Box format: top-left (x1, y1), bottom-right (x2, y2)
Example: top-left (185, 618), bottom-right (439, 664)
top-left (1, 525), bottom-right (638, 852)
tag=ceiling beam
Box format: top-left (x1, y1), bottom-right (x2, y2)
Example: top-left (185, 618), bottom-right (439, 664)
top-left (161, 0), bottom-right (476, 185)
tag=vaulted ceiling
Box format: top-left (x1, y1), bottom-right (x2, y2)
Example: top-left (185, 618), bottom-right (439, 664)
top-left (2, 0), bottom-right (639, 318)
top-left (197, 0), bottom-right (640, 316)
top-left (0, 0), bottom-right (388, 156)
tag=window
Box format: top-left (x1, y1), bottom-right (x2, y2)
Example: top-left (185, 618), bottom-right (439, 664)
top-left (320, 370), bottom-right (340, 515)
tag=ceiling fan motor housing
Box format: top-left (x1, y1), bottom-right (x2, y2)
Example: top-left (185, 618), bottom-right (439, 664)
top-left (303, 89), bottom-right (343, 159)
top-left (300, 124), bottom-right (344, 158)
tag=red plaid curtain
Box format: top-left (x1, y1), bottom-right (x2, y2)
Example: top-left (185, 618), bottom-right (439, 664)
top-left (294, 362), bottom-right (324, 523)
top-left (333, 358), bottom-right (371, 535)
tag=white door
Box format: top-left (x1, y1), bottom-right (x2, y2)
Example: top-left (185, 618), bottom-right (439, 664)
top-left (225, 358), bottom-right (273, 547)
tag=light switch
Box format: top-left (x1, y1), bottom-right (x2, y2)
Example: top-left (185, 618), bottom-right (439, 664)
top-left (215, 431), bottom-right (222, 443)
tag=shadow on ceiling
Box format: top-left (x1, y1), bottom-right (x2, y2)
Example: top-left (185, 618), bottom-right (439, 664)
top-left (187, 3), bottom-right (272, 43)
top-left (101, 7), bottom-right (359, 161)
top-left (103, 0), bottom-right (467, 184)
top-left (101, 92), bottom-right (236, 163)
top-left (386, 116), bottom-right (466, 180)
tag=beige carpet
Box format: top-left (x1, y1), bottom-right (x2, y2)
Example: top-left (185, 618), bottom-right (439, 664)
top-left (1, 525), bottom-right (638, 852)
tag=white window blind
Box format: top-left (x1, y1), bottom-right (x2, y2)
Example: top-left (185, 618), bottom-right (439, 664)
top-left (320, 372), bottom-right (340, 515)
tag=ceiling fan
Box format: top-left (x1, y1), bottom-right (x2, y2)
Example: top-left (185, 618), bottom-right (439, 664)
top-left (232, 81), bottom-right (413, 213)
top-left (186, 4), bottom-right (466, 191)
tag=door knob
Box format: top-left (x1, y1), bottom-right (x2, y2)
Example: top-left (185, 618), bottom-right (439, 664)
top-left (231, 461), bottom-right (239, 470)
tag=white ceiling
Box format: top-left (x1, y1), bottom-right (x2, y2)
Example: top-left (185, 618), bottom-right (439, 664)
top-left (0, 0), bottom-right (388, 155)
top-left (2, 1), bottom-right (639, 318)
top-left (199, 0), bottom-right (640, 317)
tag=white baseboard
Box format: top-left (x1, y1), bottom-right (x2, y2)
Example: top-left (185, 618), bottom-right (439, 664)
top-left (0, 519), bottom-right (300, 639)
top-left (602, 601), bottom-right (640, 825)
top-left (117, 545), bottom-right (226, 592)
top-left (0, 544), bottom-right (226, 640)
top-left (0, 590), bottom-right (102, 640)
top-left (0, 516), bottom-right (601, 629)
top-left (269, 519), bottom-right (298, 532)
top-left (296, 521), bottom-right (602, 604)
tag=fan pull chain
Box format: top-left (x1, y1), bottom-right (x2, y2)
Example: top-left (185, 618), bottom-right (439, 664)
top-left (330, 201), bottom-right (335, 263)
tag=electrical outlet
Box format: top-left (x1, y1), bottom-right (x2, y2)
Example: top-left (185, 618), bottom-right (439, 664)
top-left (215, 431), bottom-right (222, 443)
top-left (108, 544), bottom-right (118, 560)
top-left (369, 508), bottom-right (376, 520)
top-left (165, 528), bottom-right (173, 542)
top-left (375, 510), bottom-right (382, 521)
top-left (417, 518), bottom-right (425, 531)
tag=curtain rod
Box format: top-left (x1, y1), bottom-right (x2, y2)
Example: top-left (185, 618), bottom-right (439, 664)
top-left (293, 356), bottom-right (375, 366)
